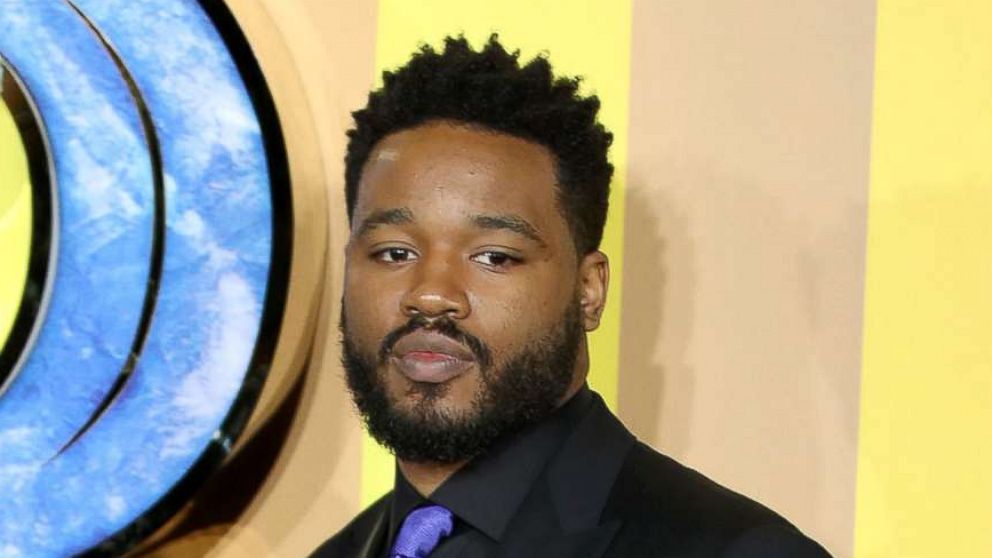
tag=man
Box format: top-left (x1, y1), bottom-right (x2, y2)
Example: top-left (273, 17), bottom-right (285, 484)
top-left (311, 36), bottom-right (830, 558)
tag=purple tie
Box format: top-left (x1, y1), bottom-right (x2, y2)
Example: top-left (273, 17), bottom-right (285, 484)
top-left (389, 504), bottom-right (454, 558)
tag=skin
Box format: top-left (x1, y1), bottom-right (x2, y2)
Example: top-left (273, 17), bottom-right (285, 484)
top-left (343, 121), bottom-right (609, 495)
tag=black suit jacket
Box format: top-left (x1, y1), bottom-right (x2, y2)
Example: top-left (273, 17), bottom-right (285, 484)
top-left (311, 395), bottom-right (831, 557)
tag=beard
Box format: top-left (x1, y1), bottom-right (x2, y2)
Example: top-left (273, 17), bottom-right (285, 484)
top-left (340, 301), bottom-right (583, 464)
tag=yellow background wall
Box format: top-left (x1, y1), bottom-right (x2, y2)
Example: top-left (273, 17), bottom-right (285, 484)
top-left (855, 1), bottom-right (992, 556)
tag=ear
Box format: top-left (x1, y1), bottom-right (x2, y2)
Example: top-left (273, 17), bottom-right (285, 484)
top-left (577, 250), bottom-right (609, 331)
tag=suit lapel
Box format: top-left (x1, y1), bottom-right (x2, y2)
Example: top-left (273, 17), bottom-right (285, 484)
top-left (496, 395), bottom-right (637, 558)
top-left (548, 398), bottom-right (635, 532)
top-left (356, 504), bottom-right (389, 558)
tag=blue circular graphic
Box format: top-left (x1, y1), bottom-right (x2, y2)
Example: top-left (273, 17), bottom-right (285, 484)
top-left (0, 1), bottom-right (288, 555)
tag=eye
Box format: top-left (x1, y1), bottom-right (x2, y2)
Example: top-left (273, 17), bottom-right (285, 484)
top-left (373, 247), bottom-right (418, 264)
top-left (471, 251), bottom-right (521, 268)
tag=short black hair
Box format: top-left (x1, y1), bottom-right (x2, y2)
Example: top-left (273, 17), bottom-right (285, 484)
top-left (344, 35), bottom-right (614, 255)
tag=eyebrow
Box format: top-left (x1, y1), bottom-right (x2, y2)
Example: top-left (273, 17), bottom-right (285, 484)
top-left (352, 208), bottom-right (546, 247)
top-left (472, 213), bottom-right (546, 246)
top-left (353, 207), bottom-right (414, 238)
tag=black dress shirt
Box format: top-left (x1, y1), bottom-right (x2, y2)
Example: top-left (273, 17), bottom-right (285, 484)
top-left (382, 386), bottom-right (595, 557)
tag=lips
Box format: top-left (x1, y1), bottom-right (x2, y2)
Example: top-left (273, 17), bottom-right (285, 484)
top-left (389, 330), bottom-right (476, 383)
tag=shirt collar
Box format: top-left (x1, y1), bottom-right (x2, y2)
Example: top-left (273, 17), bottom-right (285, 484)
top-left (389, 467), bottom-right (427, 549)
top-left (389, 385), bottom-right (593, 543)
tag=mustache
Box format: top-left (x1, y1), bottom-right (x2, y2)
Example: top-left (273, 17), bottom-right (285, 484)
top-left (378, 314), bottom-right (493, 368)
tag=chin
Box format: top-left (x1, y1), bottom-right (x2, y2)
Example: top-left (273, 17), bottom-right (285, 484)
top-left (389, 383), bottom-right (479, 420)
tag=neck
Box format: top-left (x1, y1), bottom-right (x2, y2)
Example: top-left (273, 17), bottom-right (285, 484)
top-left (398, 458), bottom-right (469, 497)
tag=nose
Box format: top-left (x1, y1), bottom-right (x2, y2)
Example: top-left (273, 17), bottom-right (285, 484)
top-left (400, 254), bottom-right (470, 320)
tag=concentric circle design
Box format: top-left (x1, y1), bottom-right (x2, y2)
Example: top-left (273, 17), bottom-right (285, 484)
top-left (0, 1), bottom-right (291, 555)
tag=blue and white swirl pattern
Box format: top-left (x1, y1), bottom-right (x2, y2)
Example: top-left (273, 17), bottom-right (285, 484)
top-left (0, 0), bottom-right (279, 555)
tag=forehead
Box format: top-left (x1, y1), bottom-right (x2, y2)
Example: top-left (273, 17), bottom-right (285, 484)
top-left (354, 122), bottom-right (563, 226)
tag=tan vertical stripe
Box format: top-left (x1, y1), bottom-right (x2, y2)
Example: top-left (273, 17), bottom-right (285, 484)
top-left (623, 1), bottom-right (876, 555)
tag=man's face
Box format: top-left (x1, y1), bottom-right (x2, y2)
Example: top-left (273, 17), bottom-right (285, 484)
top-left (341, 121), bottom-right (598, 463)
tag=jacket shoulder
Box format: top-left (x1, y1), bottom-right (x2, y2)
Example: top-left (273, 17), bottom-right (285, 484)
top-left (307, 493), bottom-right (391, 558)
top-left (604, 443), bottom-right (830, 557)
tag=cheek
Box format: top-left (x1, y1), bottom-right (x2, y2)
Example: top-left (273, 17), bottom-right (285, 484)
top-left (343, 265), bottom-right (404, 341)
top-left (470, 271), bottom-right (572, 351)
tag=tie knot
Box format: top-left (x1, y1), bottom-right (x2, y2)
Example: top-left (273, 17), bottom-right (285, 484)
top-left (390, 504), bottom-right (455, 558)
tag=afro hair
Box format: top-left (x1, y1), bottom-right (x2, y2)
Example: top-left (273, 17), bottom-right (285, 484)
top-left (344, 35), bottom-right (614, 255)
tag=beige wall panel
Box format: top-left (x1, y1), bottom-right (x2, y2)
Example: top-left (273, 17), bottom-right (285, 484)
top-left (144, 1), bottom-right (376, 556)
top-left (620, 2), bottom-right (875, 557)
